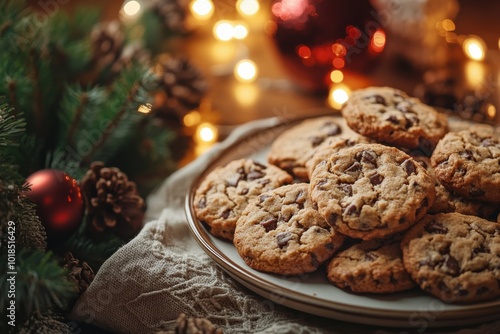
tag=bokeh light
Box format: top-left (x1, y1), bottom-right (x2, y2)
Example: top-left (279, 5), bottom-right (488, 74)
top-left (213, 21), bottom-right (234, 41)
top-left (234, 59), bottom-right (258, 82)
top-left (329, 70), bottom-right (343, 83)
top-left (137, 103), bottom-right (152, 114)
top-left (328, 84), bottom-right (350, 109)
top-left (183, 110), bottom-right (202, 127)
top-left (190, 0), bottom-right (214, 20)
top-left (233, 24), bottom-right (249, 40)
top-left (237, 0), bottom-right (260, 16)
top-left (463, 36), bottom-right (486, 61)
top-left (195, 122), bottom-right (218, 143)
top-left (123, 1), bottom-right (141, 16)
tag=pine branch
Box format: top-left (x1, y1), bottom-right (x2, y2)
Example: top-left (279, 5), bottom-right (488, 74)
top-left (0, 250), bottom-right (76, 325)
top-left (0, 100), bottom-right (25, 147)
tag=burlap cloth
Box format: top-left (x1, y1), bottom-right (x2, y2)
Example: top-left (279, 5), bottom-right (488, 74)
top-left (70, 117), bottom-right (500, 334)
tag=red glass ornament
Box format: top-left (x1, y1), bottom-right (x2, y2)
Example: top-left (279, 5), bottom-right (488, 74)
top-left (269, 0), bottom-right (386, 92)
top-left (25, 169), bottom-right (84, 241)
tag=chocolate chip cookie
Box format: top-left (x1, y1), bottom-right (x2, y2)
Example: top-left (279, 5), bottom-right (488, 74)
top-left (430, 130), bottom-right (500, 203)
top-left (268, 116), bottom-right (343, 181)
top-left (401, 213), bottom-right (500, 303)
top-left (342, 86), bottom-right (448, 154)
top-left (310, 143), bottom-right (435, 240)
top-left (327, 236), bottom-right (416, 293)
top-left (194, 159), bottom-right (293, 240)
top-left (233, 183), bottom-right (345, 276)
top-left (410, 155), bottom-right (497, 219)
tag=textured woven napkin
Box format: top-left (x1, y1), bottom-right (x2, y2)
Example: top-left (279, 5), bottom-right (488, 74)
top-left (70, 117), bottom-right (500, 334)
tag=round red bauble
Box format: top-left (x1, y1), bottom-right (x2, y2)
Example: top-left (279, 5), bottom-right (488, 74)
top-left (269, 0), bottom-right (386, 92)
top-left (25, 169), bottom-right (84, 241)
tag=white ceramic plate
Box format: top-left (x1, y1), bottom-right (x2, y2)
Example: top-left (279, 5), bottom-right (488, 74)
top-left (185, 115), bottom-right (500, 328)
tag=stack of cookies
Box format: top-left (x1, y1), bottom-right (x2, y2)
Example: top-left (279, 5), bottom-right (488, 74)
top-left (194, 86), bottom-right (500, 304)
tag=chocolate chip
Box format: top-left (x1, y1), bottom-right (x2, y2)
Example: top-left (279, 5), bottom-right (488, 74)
top-left (257, 179), bottom-right (271, 186)
top-left (260, 218), bottom-right (278, 232)
top-left (344, 203), bottom-right (359, 216)
top-left (295, 189), bottom-right (305, 203)
top-left (456, 286), bottom-right (469, 297)
top-left (310, 253), bottom-right (319, 268)
top-left (226, 174), bottom-right (242, 187)
top-left (247, 170), bottom-right (265, 180)
top-left (277, 232), bottom-right (292, 248)
top-left (386, 115), bottom-right (400, 125)
top-left (469, 187), bottom-right (485, 198)
top-left (325, 124), bottom-right (341, 136)
top-left (339, 183), bottom-right (353, 196)
top-left (346, 161), bottom-right (361, 173)
top-left (327, 213), bottom-right (337, 225)
top-left (309, 136), bottom-right (324, 147)
top-left (236, 167), bottom-right (245, 174)
top-left (240, 188), bottom-right (249, 195)
top-left (198, 197), bottom-right (207, 208)
top-left (369, 172), bottom-right (384, 185)
top-left (418, 137), bottom-right (434, 157)
top-left (221, 209), bottom-right (231, 219)
top-left (316, 179), bottom-right (328, 190)
top-left (373, 94), bottom-right (386, 105)
top-left (360, 150), bottom-right (377, 166)
top-left (443, 255), bottom-right (460, 276)
top-left (402, 159), bottom-right (417, 175)
top-left (425, 220), bottom-right (448, 234)
top-left (405, 115), bottom-right (419, 129)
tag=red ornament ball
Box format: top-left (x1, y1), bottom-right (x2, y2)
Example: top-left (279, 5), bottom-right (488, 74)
top-left (25, 169), bottom-right (84, 241)
top-left (269, 0), bottom-right (386, 92)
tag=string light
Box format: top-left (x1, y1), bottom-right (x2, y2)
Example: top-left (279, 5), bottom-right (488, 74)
top-left (232, 24), bottom-right (249, 40)
top-left (234, 59), bottom-right (257, 82)
top-left (213, 21), bottom-right (234, 41)
top-left (329, 70), bottom-right (343, 83)
top-left (183, 110), bottom-right (202, 127)
top-left (328, 84), bottom-right (350, 109)
top-left (190, 0), bottom-right (214, 20)
top-left (236, 0), bottom-right (260, 16)
top-left (462, 36), bottom-right (486, 61)
top-left (123, 1), bottom-right (141, 16)
top-left (195, 122), bottom-right (218, 143)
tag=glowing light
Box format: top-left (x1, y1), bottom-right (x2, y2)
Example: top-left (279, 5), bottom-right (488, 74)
top-left (233, 24), bottom-right (249, 40)
top-left (234, 83), bottom-right (259, 106)
top-left (137, 103), bottom-right (152, 114)
top-left (213, 21), bottom-right (234, 41)
top-left (331, 43), bottom-right (346, 57)
top-left (498, 37), bottom-right (500, 50)
top-left (183, 111), bottom-right (202, 127)
top-left (465, 61), bottom-right (485, 87)
top-left (487, 103), bottom-right (497, 119)
top-left (234, 59), bottom-right (257, 82)
top-left (297, 45), bottom-right (311, 59)
top-left (370, 29), bottom-right (386, 53)
top-left (123, 1), bottom-right (141, 16)
top-left (328, 84), bottom-right (350, 109)
top-left (190, 0), bottom-right (214, 20)
top-left (237, 0), bottom-right (260, 16)
top-left (196, 123), bottom-right (218, 143)
top-left (463, 36), bottom-right (486, 61)
top-left (330, 70), bottom-right (343, 83)
top-left (272, 0), bottom-right (309, 21)
top-left (332, 58), bottom-right (345, 69)
top-left (442, 19), bottom-right (455, 31)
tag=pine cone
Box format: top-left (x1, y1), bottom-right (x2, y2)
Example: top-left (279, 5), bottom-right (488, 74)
top-left (153, 55), bottom-right (207, 120)
top-left (156, 313), bottom-right (223, 334)
top-left (151, 0), bottom-right (190, 33)
top-left (81, 162), bottom-right (146, 239)
top-left (90, 20), bottom-right (124, 71)
top-left (63, 252), bottom-right (95, 296)
top-left (19, 311), bottom-right (72, 334)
